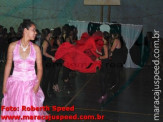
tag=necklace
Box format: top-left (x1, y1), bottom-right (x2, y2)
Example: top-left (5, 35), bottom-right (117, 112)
top-left (20, 42), bottom-right (29, 52)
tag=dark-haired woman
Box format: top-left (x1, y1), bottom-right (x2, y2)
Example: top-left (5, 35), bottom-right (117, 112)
top-left (51, 32), bottom-right (62, 92)
top-left (41, 28), bottom-right (55, 98)
top-left (109, 33), bottom-right (123, 93)
top-left (8, 27), bottom-right (17, 43)
top-left (1, 20), bottom-right (47, 121)
top-left (60, 24), bottom-right (70, 43)
top-left (60, 25), bottom-right (74, 92)
top-left (97, 31), bottom-right (111, 103)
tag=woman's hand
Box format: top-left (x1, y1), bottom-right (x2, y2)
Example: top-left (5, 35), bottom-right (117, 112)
top-left (96, 57), bottom-right (100, 61)
top-left (2, 86), bottom-right (7, 95)
top-left (96, 49), bottom-right (102, 55)
top-left (52, 57), bottom-right (56, 62)
top-left (109, 52), bottom-right (112, 57)
top-left (33, 85), bottom-right (39, 94)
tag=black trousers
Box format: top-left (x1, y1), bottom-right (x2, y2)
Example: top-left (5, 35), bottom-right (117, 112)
top-left (108, 62), bottom-right (123, 91)
top-left (52, 60), bottom-right (63, 85)
top-left (41, 59), bottom-right (51, 97)
top-left (41, 59), bottom-right (62, 96)
top-left (110, 48), bottom-right (124, 89)
top-left (99, 61), bottom-right (109, 96)
top-left (99, 60), bottom-right (123, 96)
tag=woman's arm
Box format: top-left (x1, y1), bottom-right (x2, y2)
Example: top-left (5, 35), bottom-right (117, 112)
top-left (42, 41), bottom-right (54, 59)
top-left (98, 45), bottom-right (108, 60)
top-left (2, 42), bottom-right (15, 94)
top-left (111, 39), bottom-right (119, 52)
top-left (33, 44), bottom-right (43, 93)
top-left (96, 49), bottom-right (102, 56)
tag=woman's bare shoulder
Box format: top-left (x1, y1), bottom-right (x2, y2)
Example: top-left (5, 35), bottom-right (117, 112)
top-left (8, 41), bottom-right (19, 50)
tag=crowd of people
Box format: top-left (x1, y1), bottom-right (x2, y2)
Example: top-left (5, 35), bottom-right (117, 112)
top-left (0, 20), bottom-right (127, 102)
top-left (0, 24), bottom-right (78, 62)
top-left (41, 25), bottom-right (78, 98)
top-left (1, 21), bottom-right (161, 101)
top-left (2, 19), bottom-right (162, 121)
top-left (0, 26), bottom-right (17, 63)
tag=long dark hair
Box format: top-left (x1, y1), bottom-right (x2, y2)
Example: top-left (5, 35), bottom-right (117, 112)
top-left (112, 33), bottom-right (124, 47)
top-left (103, 31), bottom-right (111, 43)
top-left (17, 20), bottom-right (35, 39)
top-left (41, 28), bottom-right (50, 42)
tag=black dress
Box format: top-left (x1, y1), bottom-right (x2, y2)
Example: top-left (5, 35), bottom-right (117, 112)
top-left (109, 42), bottom-right (124, 91)
top-left (41, 40), bottom-right (55, 97)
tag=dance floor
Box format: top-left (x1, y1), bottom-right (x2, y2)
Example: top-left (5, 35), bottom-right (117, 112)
top-left (0, 62), bottom-right (162, 122)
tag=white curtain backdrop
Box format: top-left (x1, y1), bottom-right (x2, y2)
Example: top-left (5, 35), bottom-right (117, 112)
top-left (121, 24), bottom-right (143, 68)
top-left (69, 20), bottom-right (89, 39)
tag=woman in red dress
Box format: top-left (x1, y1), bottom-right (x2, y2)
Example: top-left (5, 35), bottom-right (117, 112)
top-left (53, 32), bottom-right (104, 73)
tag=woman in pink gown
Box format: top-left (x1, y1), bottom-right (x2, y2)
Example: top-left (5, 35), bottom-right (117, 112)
top-left (1, 20), bottom-right (47, 122)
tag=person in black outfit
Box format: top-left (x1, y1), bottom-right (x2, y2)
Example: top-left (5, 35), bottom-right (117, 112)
top-left (41, 28), bottom-right (55, 98)
top-left (51, 28), bottom-right (63, 92)
top-left (109, 33), bottom-right (124, 93)
top-left (97, 31), bottom-right (110, 103)
top-left (8, 27), bottom-right (17, 43)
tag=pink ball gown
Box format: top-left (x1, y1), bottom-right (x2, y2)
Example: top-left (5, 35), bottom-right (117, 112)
top-left (1, 40), bottom-right (47, 122)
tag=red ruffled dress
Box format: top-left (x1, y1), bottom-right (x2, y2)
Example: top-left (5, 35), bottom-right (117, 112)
top-left (54, 32), bottom-right (104, 73)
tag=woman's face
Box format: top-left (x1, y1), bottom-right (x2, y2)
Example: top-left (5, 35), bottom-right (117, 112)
top-left (26, 24), bottom-right (37, 40)
top-left (46, 33), bottom-right (51, 41)
top-left (48, 33), bottom-right (51, 39)
top-left (57, 39), bottom-right (61, 46)
top-left (62, 29), bottom-right (66, 35)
